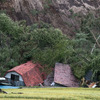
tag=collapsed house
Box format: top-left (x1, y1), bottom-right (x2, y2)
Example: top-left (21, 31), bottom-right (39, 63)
top-left (54, 63), bottom-right (79, 87)
top-left (4, 62), bottom-right (79, 87)
top-left (44, 63), bottom-right (79, 87)
top-left (5, 61), bottom-right (45, 86)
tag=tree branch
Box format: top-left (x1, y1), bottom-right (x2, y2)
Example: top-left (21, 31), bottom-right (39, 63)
top-left (91, 34), bottom-right (100, 54)
top-left (90, 31), bottom-right (100, 48)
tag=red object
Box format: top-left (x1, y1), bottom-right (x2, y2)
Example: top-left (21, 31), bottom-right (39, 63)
top-left (6, 61), bottom-right (43, 86)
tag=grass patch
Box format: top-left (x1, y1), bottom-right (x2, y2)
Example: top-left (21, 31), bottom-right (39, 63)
top-left (0, 88), bottom-right (100, 100)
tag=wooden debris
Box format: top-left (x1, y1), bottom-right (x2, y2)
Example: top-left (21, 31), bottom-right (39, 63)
top-left (87, 82), bottom-right (97, 88)
top-left (39, 83), bottom-right (44, 87)
top-left (0, 89), bottom-right (8, 94)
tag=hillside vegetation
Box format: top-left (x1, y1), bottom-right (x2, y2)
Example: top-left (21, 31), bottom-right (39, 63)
top-left (0, 13), bottom-right (100, 81)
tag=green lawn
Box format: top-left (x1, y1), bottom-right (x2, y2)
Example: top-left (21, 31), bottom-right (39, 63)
top-left (0, 88), bottom-right (100, 100)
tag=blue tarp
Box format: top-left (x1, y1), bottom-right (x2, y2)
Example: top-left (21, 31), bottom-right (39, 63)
top-left (0, 85), bottom-right (19, 89)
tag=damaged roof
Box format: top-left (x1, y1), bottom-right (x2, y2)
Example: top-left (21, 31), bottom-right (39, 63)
top-left (6, 61), bottom-right (43, 86)
top-left (54, 63), bottom-right (79, 87)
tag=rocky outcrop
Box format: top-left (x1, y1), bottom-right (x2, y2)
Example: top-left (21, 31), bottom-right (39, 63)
top-left (0, 0), bottom-right (100, 36)
top-left (53, 0), bottom-right (100, 13)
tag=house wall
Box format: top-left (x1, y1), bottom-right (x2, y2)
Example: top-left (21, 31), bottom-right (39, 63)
top-left (5, 72), bottom-right (25, 86)
top-left (5, 72), bottom-right (23, 81)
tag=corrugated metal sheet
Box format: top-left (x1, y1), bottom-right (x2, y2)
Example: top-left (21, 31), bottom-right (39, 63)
top-left (85, 70), bottom-right (93, 81)
top-left (6, 61), bottom-right (43, 86)
top-left (54, 63), bottom-right (79, 87)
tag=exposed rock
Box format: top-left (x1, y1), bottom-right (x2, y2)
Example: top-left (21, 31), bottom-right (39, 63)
top-left (0, 0), bottom-right (100, 36)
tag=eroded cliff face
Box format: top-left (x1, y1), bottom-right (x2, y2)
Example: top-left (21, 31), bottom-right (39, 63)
top-left (0, 0), bottom-right (100, 36)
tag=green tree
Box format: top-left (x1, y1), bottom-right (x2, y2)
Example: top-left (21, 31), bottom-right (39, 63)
top-left (0, 13), bottom-right (71, 75)
top-left (67, 33), bottom-right (93, 79)
top-left (71, 13), bottom-right (100, 79)
top-left (29, 28), bottom-right (70, 67)
top-left (0, 14), bottom-right (30, 75)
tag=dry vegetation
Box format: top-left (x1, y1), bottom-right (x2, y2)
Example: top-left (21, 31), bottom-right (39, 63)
top-left (0, 88), bottom-right (100, 100)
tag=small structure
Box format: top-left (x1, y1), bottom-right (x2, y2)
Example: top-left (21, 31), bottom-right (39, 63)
top-left (54, 63), bottom-right (79, 87)
top-left (85, 70), bottom-right (100, 82)
top-left (5, 61), bottom-right (44, 86)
